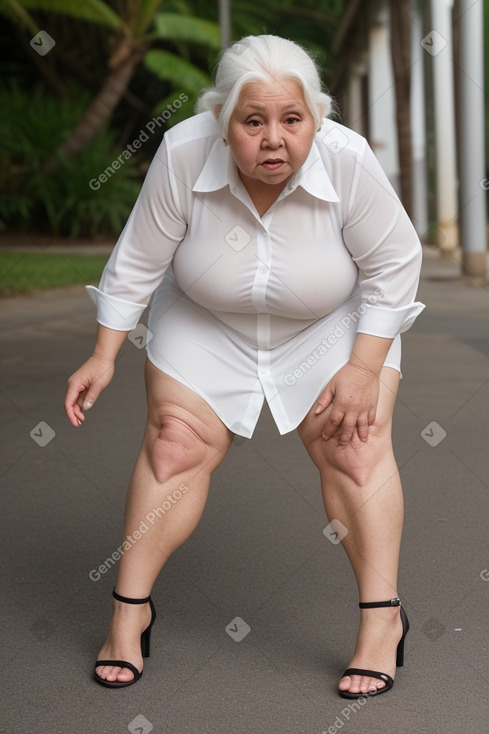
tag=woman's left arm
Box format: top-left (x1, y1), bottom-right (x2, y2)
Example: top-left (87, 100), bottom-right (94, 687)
top-left (314, 333), bottom-right (393, 445)
top-left (313, 136), bottom-right (426, 444)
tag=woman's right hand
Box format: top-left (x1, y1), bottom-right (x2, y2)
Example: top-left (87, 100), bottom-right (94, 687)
top-left (64, 355), bottom-right (115, 427)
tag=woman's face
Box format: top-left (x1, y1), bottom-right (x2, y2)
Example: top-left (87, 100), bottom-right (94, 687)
top-left (226, 78), bottom-right (317, 193)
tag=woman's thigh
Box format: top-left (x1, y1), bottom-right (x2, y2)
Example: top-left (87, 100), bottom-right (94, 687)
top-left (143, 358), bottom-right (235, 476)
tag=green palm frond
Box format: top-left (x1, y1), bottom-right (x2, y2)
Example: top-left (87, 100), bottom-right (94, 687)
top-left (153, 12), bottom-right (221, 50)
top-left (134, 0), bottom-right (165, 35)
top-left (145, 49), bottom-right (212, 94)
top-left (6, 0), bottom-right (125, 31)
top-left (0, 0), bottom-right (38, 33)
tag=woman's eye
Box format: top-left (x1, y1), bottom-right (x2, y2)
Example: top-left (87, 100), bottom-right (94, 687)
top-left (285, 117), bottom-right (300, 125)
top-left (248, 119), bottom-right (261, 127)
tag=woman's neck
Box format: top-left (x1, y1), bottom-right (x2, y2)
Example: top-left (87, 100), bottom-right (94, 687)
top-left (237, 171), bottom-right (290, 217)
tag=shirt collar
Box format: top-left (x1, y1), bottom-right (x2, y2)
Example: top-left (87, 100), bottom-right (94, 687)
top-left (193, 138), bottom-right (234, 192)
top-left (193, 138), bottom-right (339, 204)
top-left (292, 141), bottom-right (340, 203)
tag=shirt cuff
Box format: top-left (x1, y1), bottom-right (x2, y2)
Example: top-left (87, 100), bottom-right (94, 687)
top-left (86, 286), bottom-right (148, 332)
top-left (357, 302), bottom-right (425, 339)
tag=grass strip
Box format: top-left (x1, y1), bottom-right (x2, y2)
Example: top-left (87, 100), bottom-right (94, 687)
top-left (0, 252), bottom-right (108, 295)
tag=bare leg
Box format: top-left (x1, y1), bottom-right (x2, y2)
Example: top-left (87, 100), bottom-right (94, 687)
top-left (95, 360), bottom-right (234, 683)
top-left (298, 367), bottom-right (405, 695)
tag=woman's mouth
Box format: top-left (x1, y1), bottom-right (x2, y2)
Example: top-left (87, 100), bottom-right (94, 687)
top-left (261, 159), bottom-right (285, 170)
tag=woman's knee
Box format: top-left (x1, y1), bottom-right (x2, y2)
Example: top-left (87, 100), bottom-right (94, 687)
top-left (300, 409), bottom-right (394, 486)
top-left (143, 364), bottom-right (233, 485)
top-left (148, 415), bottom-right (210, 484)
top-left (299, 366), bottom-right (399, 486)
top-left (313, 431), bottom-right (391, 487)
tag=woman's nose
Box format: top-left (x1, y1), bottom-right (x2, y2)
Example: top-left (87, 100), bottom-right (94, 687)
top-left (262, 122), bottom-right (283, 148)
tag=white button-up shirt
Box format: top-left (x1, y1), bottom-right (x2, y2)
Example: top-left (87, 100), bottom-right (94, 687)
top-left (87, 112), bottom-right (424, 436)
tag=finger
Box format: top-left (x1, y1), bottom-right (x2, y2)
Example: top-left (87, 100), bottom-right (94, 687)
top-left (357, 414), bottom-right (370, 442)
top-left (65, 385), bottom-right (83, 426)
top-left (75, 385), bottom-right (100, 412)
top-left (321, 409), bottom-right (344, 440)
top-left (72, 403), bottom-right (85, 420)
top-left (65, 400), bottom-right (85, 427)
top-left (314, 386), bottom-right (334, 415)
top-left (65, 379), bottom-right (94, 426)
top-left (337, 420), bottom-right (357, 445)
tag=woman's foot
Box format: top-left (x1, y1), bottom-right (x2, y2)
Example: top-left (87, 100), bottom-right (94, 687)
top-left (95, 596), bottom-right (153, 684)
top-left (338, 604), bottom-right (404, 696)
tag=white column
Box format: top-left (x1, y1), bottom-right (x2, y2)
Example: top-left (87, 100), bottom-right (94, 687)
top-left (410, 0), bottom-right (429, 239)
top-left (430, 0), bottom-right (458, 253)
top-left (347, 69), bottom-right (363, 134)
top-left (368, 3), bottom-right (400, 193)
top-left (459, 0), bottom-right (487, 277)
top-left (219, 0), bottom-right (231, 48)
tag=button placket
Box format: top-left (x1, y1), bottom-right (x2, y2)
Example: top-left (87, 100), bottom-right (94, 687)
top-left (251, 226), bottom-right (271, 306)
top-left (250, 221), bottom-right (272, 350)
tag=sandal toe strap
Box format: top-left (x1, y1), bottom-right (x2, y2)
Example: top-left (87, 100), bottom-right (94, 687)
top-left (342, 668), bottom-right (394, 687)
top-left (94, 660), bottom-right (141, 680)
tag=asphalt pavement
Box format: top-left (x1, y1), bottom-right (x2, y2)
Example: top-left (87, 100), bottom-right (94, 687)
top-left (1, 245), bottom-right (489, 734)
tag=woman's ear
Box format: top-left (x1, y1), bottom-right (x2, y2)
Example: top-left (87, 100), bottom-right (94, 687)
top-left (317, 103), bottom-right (327, 126)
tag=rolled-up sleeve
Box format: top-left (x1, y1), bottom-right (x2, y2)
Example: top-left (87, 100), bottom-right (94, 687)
top-left (342, 142), bottom-right (425, 338)
top-left (86, 138), bottom-right (187, 331)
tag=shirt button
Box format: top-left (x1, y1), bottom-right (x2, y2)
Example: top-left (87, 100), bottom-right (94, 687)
top-left (259, 264), bottom-right (268, 274)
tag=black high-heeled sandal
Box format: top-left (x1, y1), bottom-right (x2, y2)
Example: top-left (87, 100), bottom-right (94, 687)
top-left (94, 588), bottom-right (156, 688)
top-left (338, 597), bottom-right (409, 699)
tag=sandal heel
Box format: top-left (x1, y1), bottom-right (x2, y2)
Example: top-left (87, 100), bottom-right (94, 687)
top-left (140, 598), bottom-right (156, 658)
top-left (395, 606), bottom-right (409, 668)
top-left (141, 627), bottom-right (151, 658)
top-left (396, 638), bottom-right (405, 667)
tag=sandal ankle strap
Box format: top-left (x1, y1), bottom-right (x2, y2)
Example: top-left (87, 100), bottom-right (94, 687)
top-left (359, 597), bottom-right (401, 609)
top-left (113, 588), bottom-right (151, 605)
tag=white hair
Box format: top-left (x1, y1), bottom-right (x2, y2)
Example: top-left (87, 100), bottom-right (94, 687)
top-left (195, 35), bottom-right (333, 138)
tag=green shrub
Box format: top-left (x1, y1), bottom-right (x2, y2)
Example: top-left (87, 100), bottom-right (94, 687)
top-left (0, 82), bottom-right (142, 238)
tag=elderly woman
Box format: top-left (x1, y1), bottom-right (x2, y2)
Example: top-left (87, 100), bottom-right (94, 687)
top-left (65, 35), bottom-right (424, 698)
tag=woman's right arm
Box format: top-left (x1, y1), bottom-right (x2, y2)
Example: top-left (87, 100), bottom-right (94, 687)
top-left (65, 135), bottom-right (189, 427)
top-left (64, 324), bottom-right (128, 427)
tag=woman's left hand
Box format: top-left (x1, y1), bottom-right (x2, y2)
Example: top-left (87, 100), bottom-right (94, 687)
top-left (314, 362), bottom-right (380, 445)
